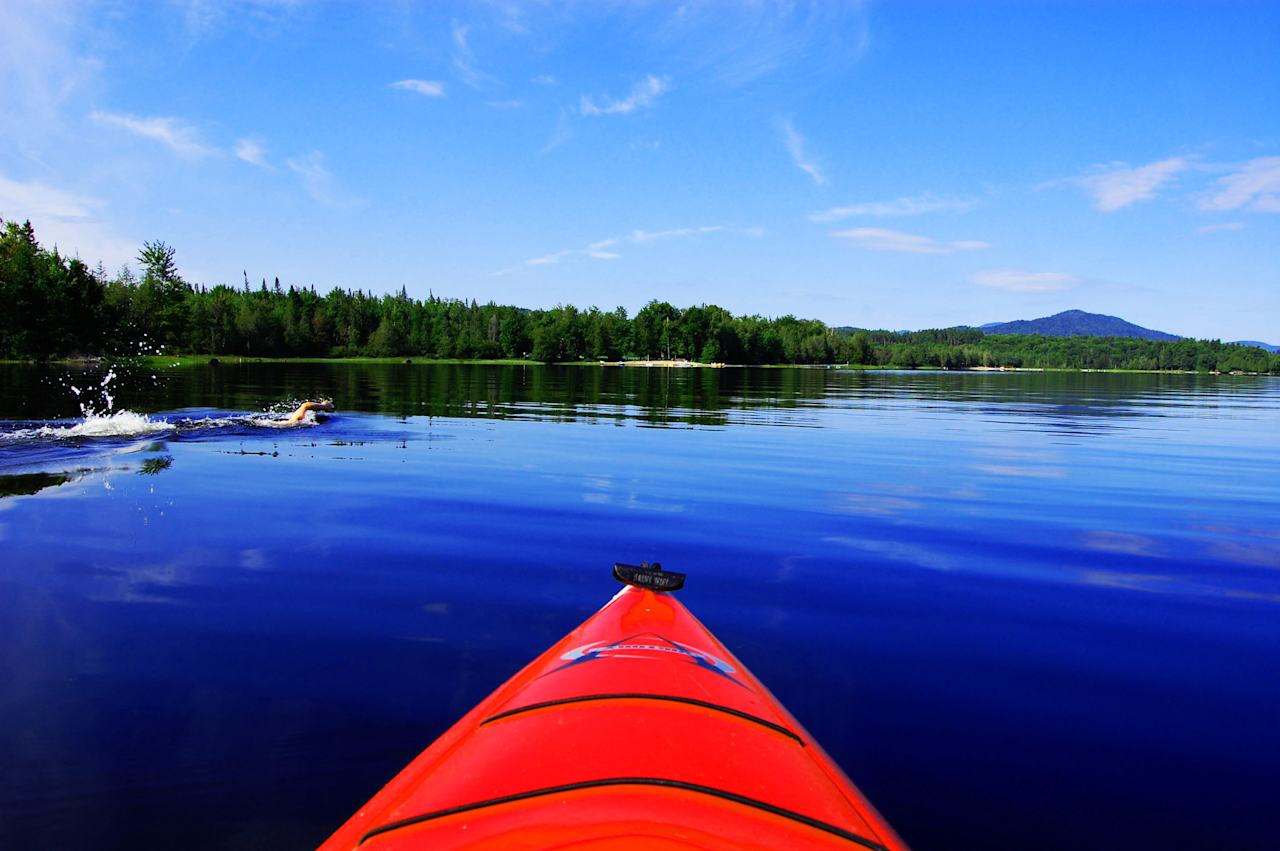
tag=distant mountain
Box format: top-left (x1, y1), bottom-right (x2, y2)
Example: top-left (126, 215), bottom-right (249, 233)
top-left (979, 310), bottom-right (1180, 341)
top-left (1232, 340), bottom-right (1280, 353)
top-left (835, 312), bottom-right (1276, 350)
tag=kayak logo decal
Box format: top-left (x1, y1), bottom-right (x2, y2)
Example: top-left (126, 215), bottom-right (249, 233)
top-left (549, 632), bottom-right (740, 683)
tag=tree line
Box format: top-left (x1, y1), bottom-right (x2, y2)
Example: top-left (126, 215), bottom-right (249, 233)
top-left (2, 218), bottom-right (1277, 373)
top-left (855, 327), bottom-right (1278, 373)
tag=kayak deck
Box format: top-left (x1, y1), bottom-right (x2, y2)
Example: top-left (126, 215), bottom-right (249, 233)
top-left (320, 580), bottom-right (908, 850)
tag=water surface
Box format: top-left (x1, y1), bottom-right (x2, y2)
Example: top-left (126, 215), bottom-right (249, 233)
top-left (1, 363), bottom-right (1277, 850)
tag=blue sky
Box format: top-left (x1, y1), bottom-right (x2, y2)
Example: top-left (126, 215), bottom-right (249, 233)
top-left (2, 1), bottom-right (1278, 341)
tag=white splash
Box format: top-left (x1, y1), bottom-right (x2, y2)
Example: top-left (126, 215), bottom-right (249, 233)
top-left (66, 368), bottom-right (120, 420)
top-left (32, 368), bottom-right (168, 436)
top-left (6, 360), bottom-right (324, 442)
top-left (36, 410), bottom-right (171, 438)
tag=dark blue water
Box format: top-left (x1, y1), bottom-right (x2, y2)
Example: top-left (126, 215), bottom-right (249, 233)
top-left (1, 364), bottom-right (1277, 850)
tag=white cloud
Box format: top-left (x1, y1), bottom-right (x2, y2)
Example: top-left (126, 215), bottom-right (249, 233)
top-left (451, 21), bottom-right (496, 89)
top-left (539, 107), bottom-right (573, 154)
top-left (0, 172), bottom-right (136, 267)
top-left (525, 250), bottom-right (573, 267)
top-left (1072, 157), bottom-right (1191, 211)
top-left (0, 174), bottom-right (93, 221)
top-left (1199, 156), bottom-right (1280, 213)
top-left (778, 118), bottom-right (825, 186)
top-left (1195, 221), bottom-right (1246, 234)
top-left (179, 0), bottom-right (302, 40)
top-left (968, 268), bottom-right (1078, 293)
top-left (526, 241), bottom-right (622, 266)
top-left (659, 1), bottom-right (871, 87)
top-left (531, 74), bottom-right (557, 86)
top-left (516, 238), bottom-right (626, 270)
top-left (631, 225), bottom-right (723, 243)
top-left (486, 99), bottom-right (524, 109)
top-left (391, 78), bottom-right (445, 97)
top-left (809, 194), bottom-right (980, 222)
top-left (90, 110), bottom-right (216, 159)
top-left (497, 225), bottom-right (746, 275)
top-left (0, 0), bottom-right (101, 147)
top-left (286, 151), bottom-right (361, 208)
top-left (833, 227), bottom-right (990, 254)
top-left (524, 237), bottom-right (622, 266)
top-left (234, 138), bottom-right (268, 167)
top-left (580, 75), bottom-right (669, 116)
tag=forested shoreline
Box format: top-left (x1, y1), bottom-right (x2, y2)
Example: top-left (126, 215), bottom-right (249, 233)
top-left (3, 218), bottom-right (1277, 373)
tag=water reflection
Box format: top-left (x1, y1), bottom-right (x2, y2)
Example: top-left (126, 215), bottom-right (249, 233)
top-left (2, 363), bottom-right (1275, 429)
top-left (139, 456), bottom-right (174, 475)
top-left (0, 471), bottom-right (72, 498)
top-left (0, 365), bottom-right (1277, 851)
top-left (1078, 530), bottom-right (1165, 557)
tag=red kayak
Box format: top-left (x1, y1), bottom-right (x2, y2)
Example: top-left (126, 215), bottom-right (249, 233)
top-left (320, 564), bottom-right (909, 850)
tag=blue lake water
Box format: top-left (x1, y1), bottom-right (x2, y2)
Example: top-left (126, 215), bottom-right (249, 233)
top-left (1, 363), bottom-right (1278, 850)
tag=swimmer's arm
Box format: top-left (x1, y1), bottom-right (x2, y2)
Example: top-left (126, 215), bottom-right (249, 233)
top-left (285, 400), bottom-right (335, 424)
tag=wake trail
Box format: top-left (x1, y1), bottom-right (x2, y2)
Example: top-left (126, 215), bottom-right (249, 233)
top-left (0, 409), bottom-right (323, 442)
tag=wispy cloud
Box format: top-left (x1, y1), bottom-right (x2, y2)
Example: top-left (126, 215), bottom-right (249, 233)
top-left (631, 225), bottom-right (723, 243)
top-left (0, 172), bottom-right (136, 267)
top-left (968, 268), bottom-right (1078, 293)
top-left (1195, 221), bottom-right (1246, 234)
top-left (526, 238), bottom-right (622, 267)
top-left (390, 78), bottom-right (445, 97)
top-left (833, 227), bottom-right (989, 254)
top-left (234, 138), bottom-right (268, 167)
top-left (486, 99), bottom-right (524, 109)
top-left (0, 0), bottom-right (100, 144)
top-left (810, 194), bottom-right (980, 222)
top-left (496, 225), bottom-right (741, 275)
top-left (1061, 157), bottom-right (1192, 211)
top-left (539, 107), bottom-right (573, 154)
top-left (1199, 156), bottom-right (1280, 213)
top-left (531, 74), bottom-right (557, 86)
top-left (0, 173), bottom-right (93, 221)
top-left (90, 111), bottom-right (216, 159)
top-left (778, 118), bottom-right (825, 186)
top-left (659, 1), bottom-right (871, 87)
top-left (179, 0), bottom-right (301, 40)
top-left (286, 151), bottom-right (361, 208)
top-left (580, 75), bottom-right (669, 116)
top-left (451, 21), bottom-right (496, 89)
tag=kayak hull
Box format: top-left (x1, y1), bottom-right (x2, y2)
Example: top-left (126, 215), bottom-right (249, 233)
top-left (320, 585), bottom-right (908, 850)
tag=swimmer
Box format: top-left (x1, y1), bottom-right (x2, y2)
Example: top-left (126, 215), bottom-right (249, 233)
top-left (285, 399), bottom-right (334, 424)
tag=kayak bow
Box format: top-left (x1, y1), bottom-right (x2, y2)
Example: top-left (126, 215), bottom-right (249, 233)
top-left (320, 563), bottom-right (909, 850)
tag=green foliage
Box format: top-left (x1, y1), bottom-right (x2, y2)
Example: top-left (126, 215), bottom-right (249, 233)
top-left (0, 218), bottom-right (105, 358)
top-left (2, 217), bottom-right (1278, 373)
top-left (138, 240), bottom-right (179, 283)
top-left (844, 328), bottom-right (1279, 374)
